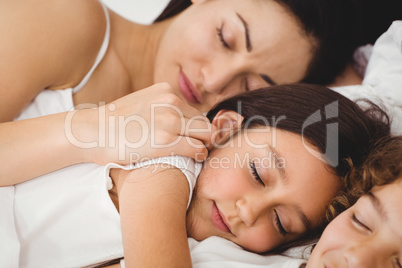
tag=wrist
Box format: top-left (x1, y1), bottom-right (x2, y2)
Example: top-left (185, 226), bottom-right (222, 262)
top-left (64, 108), bottom-right (100, 164)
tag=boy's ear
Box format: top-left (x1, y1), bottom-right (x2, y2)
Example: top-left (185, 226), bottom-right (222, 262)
top-left (211, 110), bottom-right (244, 144)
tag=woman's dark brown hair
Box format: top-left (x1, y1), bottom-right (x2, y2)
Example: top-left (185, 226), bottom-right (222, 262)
top-left (154, 0), bottom-right (401, 85)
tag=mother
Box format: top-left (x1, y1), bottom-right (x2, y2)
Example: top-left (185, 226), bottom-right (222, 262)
top-left (1, 0), bottom-right (365, 184)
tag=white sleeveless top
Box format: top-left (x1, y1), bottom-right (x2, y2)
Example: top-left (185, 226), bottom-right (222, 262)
top-left (3, 157), bottom-right (200, 268)
top-left (2, 3), bottom-right (202, 267)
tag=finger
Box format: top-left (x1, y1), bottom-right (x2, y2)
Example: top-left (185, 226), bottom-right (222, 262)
top-left (181, 118), bottom-right (217, 150)
top-left (163, 137), bottom-right (209, 162)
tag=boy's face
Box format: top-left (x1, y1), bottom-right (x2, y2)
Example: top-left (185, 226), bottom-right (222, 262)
top-left (307, 178), bottom-right (402, 268)
top-left (186, 127), bottom-right (341, 253)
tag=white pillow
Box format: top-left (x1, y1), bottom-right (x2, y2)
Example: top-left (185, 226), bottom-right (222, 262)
top-left (102, 0), bottom-right (169, 24)
top-left (332, 21), bottom-right (402, 135)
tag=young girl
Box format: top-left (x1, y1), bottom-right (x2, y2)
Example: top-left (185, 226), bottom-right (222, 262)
top-left (2, 84), bottom-right (390, 267)
top-left (1, 0), bottom-right (374, 185)
top-left (305, 135), bottom-right (402, 267)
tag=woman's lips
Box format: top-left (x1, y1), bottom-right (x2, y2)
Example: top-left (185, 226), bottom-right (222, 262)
top-left (212, 202), bottom-right (231, 233)
top-left (178, 70), bottom-right (201, 104)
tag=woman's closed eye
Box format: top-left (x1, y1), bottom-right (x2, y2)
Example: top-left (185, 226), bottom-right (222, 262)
top-left (217, 24), bottom-right (230, 49)
top-left (242, 77), bottom-right (250, 91)
top-left (394, 258), bottom-right (402, 268)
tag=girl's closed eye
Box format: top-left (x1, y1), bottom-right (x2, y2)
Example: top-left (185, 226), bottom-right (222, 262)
top-left (250, 161), bottom-right (264, 185)
top-left (274, 209), bottom-right (287, 236)
top-left (250, 161), bottom-right (288, 237)
top-left (217, 24), bottom-right (230, 49)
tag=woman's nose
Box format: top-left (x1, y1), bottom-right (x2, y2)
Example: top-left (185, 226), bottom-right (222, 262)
top-left (201, 59), bottom-right (244, 95)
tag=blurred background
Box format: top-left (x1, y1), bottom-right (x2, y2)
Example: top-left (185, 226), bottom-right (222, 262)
top-left (102, 0), bottom-right (170, 24)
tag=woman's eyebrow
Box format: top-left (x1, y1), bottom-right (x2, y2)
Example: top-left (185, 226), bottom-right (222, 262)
top-left (236, 13), bottom-right (251, 52)
top-left (260, 74), bottom-right (276, 86)
top-left (367, 192), bottom-right (388, 221)
top-left (236, 13), bottom-right (277, 86)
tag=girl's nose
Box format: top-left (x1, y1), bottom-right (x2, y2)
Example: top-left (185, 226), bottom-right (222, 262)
top-left (236, 196), bottom-right (267, 227)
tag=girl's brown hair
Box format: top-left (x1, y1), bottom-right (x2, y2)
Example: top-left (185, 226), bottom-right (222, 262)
top-left (207, 83), bottom-right (391, 238)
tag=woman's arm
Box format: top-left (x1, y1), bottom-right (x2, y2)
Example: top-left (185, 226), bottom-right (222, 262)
top-left (0, 83), bottom-right (212, 186)
top-left (113, 164), bottom-right (192, 268)
top-left (0, 0), bottom-right (108, 185)
top-left (0, 111), bottom-right (89, 186)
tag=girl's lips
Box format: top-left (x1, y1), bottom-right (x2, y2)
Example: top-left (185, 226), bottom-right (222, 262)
top-left (178, 70), bottom-right (201, 104)
top-left (211, 202), bottom-right (231, 234)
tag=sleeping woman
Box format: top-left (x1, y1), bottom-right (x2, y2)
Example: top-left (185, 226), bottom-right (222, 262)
top-left (0, 0), bottom-right (380, 185)
top-left (3, 83), bottom-right (390, 267)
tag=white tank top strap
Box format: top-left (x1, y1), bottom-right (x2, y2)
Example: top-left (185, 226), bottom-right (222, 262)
top-left (72, 2), bottom-right (111, 94)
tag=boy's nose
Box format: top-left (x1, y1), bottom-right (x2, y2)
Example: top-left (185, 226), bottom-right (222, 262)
top-left (343, 241), bottom-right (389, 268)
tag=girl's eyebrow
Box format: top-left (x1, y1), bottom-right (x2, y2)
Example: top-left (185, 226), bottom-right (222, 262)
top-left (268, 145), bottom-right (310, 232)
top-left (236, 13), bottom-right (277, 86)
top-left (268, 145), bottom-right (287, 182)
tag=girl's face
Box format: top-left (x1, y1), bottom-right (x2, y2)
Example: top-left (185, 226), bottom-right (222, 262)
top-left (186, 127), bottom-right (341, 253)
top-left (154, 0), bottom-right (315, 112)
top-left (307, 178), bottom-right (402, 268)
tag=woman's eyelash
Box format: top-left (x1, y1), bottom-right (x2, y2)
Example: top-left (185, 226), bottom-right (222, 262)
top-left (243, 77), bottom-right (250, 91)
top-left (274, 210), bottom-right (287, 236)
top-left (352, 213), bottom-right (371, 232)
top-left (250, 161), bottom-right (264, 185)
top-left (217, 25), bottom-right (230, 49)
top-left (396, 259), bottom-right (402, 268)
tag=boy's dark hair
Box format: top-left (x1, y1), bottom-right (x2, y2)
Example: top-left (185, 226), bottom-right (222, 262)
top-left (332, 135), bottom-right (402, 217)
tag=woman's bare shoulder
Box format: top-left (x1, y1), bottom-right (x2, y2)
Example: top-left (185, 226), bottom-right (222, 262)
top-left (0, 0), bottom-right (107, 121)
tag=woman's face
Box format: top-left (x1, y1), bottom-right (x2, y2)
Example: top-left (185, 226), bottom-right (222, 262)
top-left (307, 178), bottom-right (402, 268)
top-left (154, 0), bottom-right (315, 112)
top-left (186, 127), bottom-right (341, 253)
